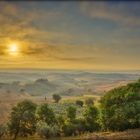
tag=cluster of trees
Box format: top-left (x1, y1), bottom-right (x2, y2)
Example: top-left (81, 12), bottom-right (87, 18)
top-left (2, 100), bottom-right (97, 139)
top-left (0, 79), bottom-right (140, 139)
top-left (100, 79), bottom-right (140, 131)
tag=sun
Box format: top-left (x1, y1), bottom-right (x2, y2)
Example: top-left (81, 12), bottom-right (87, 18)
top-left (8, 43), bottom-right (19, 56)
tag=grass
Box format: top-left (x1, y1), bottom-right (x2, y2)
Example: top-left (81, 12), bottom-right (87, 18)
top-left (2, 128), bottom-right (140, 140)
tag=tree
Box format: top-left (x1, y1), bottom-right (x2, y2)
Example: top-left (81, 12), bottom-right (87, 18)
top-left (8, 100), bottom-right (37, 140)
top-left (100, 79), bottom-right (140, 131)
top-left (62, 122), bottom-right (77, 136)
top-left (36, 122), bottom-right (60, 139)
top-left (35, 103), bottom-right (56, 125)
top-left (57, 115), bottom-right (65, 131)
top-left (0, 124), bottom-right (6, 138)
top-left (52, 94), bottom-right (61, 103)
top-left (76, 100), bottom-right (83, 107)
top-left (85, 98), bottom-right (94, 106)
top-left (84, 106), bottom-right (99, 132)
top-left (66, 106), bottom-right (76, 122)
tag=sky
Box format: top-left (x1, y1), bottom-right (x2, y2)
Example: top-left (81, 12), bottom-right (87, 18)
top-left (0, 1), bottom-right (140, 71)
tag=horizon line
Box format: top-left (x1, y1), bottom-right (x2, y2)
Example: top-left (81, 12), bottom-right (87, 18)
top-left (0, 68), bottom-right (140, 73)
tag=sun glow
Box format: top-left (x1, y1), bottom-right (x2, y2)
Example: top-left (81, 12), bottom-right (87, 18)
top-left (8, 43), bottom-right (19, 56)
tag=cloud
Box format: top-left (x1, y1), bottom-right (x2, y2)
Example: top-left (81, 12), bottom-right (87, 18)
top-left (80, 2), bottom-right (140, 27)
top-left (0, 2), bottom-right (139, 70)
top-left (53, 56), bottom-right (97, 62)
top-left (0, 3), bottom-right (38, 41)
top-left (0, 2), bottom-right (72, 60)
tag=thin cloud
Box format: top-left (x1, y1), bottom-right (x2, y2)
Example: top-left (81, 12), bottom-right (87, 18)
top-left (0, 2), bottom-right (70, 59)
top-left (80, 2), bottom-right (140, 27)
top-left (53, 56), bottom-right (97, 62)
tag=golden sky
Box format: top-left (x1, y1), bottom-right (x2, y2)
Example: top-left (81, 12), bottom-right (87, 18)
top-left (0, 1), bottom-right (140, 71)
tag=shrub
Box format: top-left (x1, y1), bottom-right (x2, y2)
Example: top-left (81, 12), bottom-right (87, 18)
top-left (62, 118), bottom-right (86, 136)
top-left (56, 115), bottom-right (65, 130)
top-left (85, 98), bottom-right (94, 106)
top-left (62, 122), bottom-right (77, 136)
top-left (73, 119), bottom-right (86, 134)
top-left (0, 124), bottom-right (6, 138)
top-left (37, 122), bottom-right (60, 139)
top-left (76, 100), bottom-right (84, 107)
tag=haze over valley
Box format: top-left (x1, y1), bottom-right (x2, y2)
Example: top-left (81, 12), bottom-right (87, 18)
top-left (0, 70), bottom-right (140, 97)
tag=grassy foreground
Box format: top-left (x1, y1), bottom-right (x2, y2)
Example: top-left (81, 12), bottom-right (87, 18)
top-left (2, 128), bottom-right (140, 140)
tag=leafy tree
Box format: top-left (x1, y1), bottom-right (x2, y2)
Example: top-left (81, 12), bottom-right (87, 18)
top-left (76, 100), bottom-right (83, 107)
top-left (66, 106), bottom-right (76, 122)
top-left (36, 103), bottom-right (56, 125)
top-left (100, 79), bottom-right (140, 131)
top-left (63, 105), bottom-right (87, 136)
top-left (84, 106), bottom-right (99, 132)
top-left (62, 118), bottom-right (86, 136)
top-left (53, 94), bottom-right (61, 103)
top-left (8, 100), bottom-right (37, 140)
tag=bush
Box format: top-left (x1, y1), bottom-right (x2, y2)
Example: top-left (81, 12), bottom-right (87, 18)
top-left (76, 100), bottom-right (84, 107)
top-left (73, 119), bottom-right (86, 134)
top-left (56, 115), bottom-right (65, 130)
top-left (0, 124), bottom-right (6, 138)
top-left (37, 122), bottom-right (60, 139)
top-left (85, 98), bottom-right (94, 106)
top-left (62, 122), bottom-right (77, 136)
top-left (63, 118), bottom-right (86, 136)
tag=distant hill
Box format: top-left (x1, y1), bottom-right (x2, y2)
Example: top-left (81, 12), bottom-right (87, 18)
top-left (0, 70), bottom-right (139, 96)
